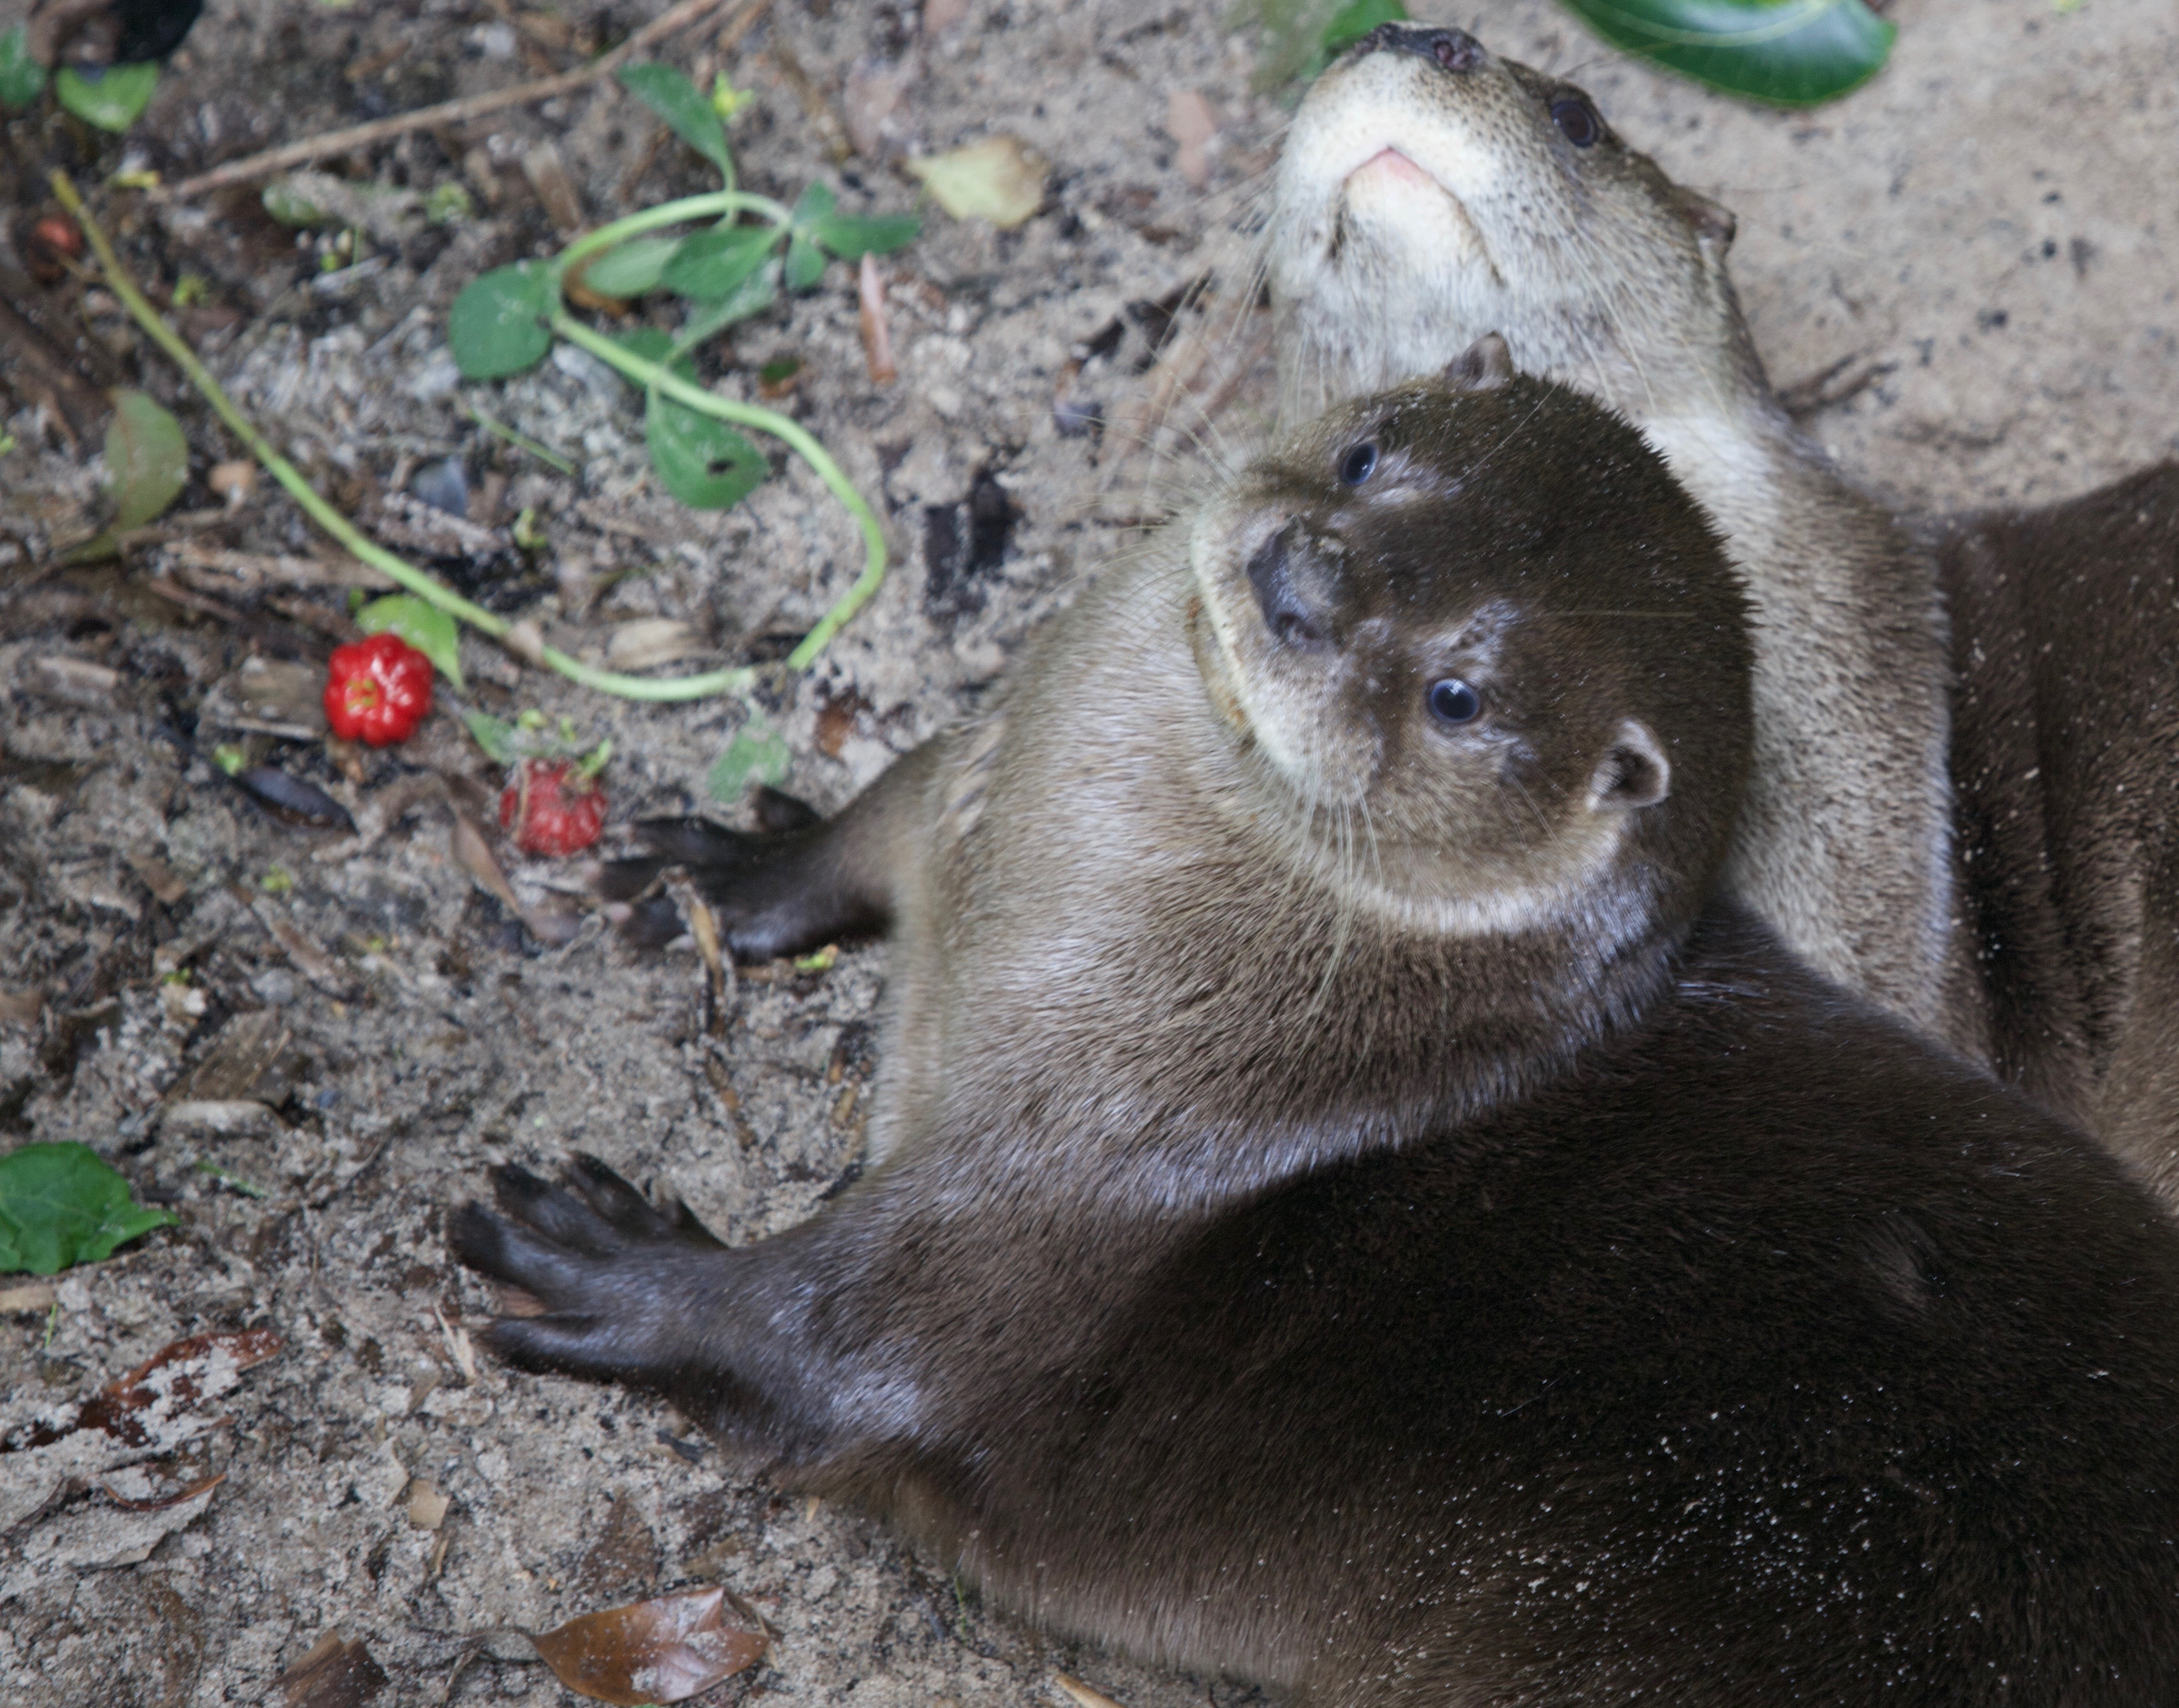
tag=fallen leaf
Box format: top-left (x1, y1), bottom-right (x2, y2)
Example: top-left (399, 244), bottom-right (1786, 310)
top-left (906, 136), bottom-right (1049, 228)
top-left (99, 1469), bottom-right (227, 1512)
top-left (1167, 89), bottom-right (1221, 188)
top-left (605, 619), bottom-right (707, 670)
top-left (277, 1630), bottom-right (390, 1708)
top-left (528, 1585), bottom-right (768, 1705)
top-left (1054, 1675), bottom-right (1128, 1708)
top-left (11, 1327), bottom-right (282, 1451)
top-left (0, 1143), bottom-right (177, 1277)
top-left (858, 253), bottom-right (897, 386)
top-left (407, 1480), bottom-right (451, 1530)
top-left (20, 655), bottom-right (120, 710)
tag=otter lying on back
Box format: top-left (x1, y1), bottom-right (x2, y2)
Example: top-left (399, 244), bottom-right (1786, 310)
top-left (459, 361), bottom-right (2179, 1704)
top-left (1268, 20), bottom-right (2179, 1205)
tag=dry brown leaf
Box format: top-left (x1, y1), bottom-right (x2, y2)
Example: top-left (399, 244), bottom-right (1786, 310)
top-left (527, 1585), bottom-right (768, 1705)
top-left (1054, 1674), bottom-right (1128, 1708)
top-left (858, 253), bottom-right (897, 385)
top-left (125, 851), bottom-right (190, 904)
top-left (407, 1480), bottom-right (451, 1530)
top-left (450, 811), bottom-right (525, 920)
top-left (277, 1630), bottom-right (390, 1708)
top-left (606, 619), bottom-right (707, 670)
top-left (99, 1469), bottom-right (228, 1512)
top-left (13, 1328), bottom-right (283, 1452)
top-left (1167, 89), bottom-right (1221, 189)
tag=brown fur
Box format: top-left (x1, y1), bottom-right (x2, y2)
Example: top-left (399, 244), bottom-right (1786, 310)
top-left (1267, 24), bottom-right (1972, 1052)
top-left (1937, 463), bottom-right (2179, 1199)
top-left (462, 374), bottom-right (2179, 1702)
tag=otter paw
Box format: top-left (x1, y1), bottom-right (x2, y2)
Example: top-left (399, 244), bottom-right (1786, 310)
top-left (448, 1155), bottom-right (725, 1383)
top-left (598, 812), bottom-right (843, 961)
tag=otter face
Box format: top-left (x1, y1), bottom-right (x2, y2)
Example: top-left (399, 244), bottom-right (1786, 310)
top-left (1268, 25), bottom-right (1749, 434)
top-left (1189, 359), bottom-right (1751, 932)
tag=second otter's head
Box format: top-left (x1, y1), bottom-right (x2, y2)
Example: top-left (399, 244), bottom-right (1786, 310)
top-left (1267, 24), bottom-right (1759, 432)
top-left (1189, 344), bottom-right (1751, 942)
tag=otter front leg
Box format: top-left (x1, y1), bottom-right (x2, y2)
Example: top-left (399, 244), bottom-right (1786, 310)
top-left (600, 739), bottom-right (944, 961)
top-left (449, 1156), bottom-right (850, 1459)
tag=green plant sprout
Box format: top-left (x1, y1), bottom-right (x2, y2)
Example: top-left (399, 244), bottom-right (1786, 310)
top-left (446, 63), bottom-right (920, 683)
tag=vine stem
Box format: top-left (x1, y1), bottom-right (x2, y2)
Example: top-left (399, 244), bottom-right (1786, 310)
top-left (549, 313), bottom-right (887, 670)
top-left (50, 171), bottom-right (893, 701)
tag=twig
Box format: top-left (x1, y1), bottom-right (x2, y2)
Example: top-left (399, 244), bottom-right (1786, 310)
top-left (155, 0), bottom-right (771, 202)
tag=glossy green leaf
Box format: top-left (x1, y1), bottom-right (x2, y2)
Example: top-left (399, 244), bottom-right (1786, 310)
top-left (578, 235), bottom-right (683, 299)
top-left (1556, 0), bottom-right (1894, 106)
top-left (708, 719), bottom-right (792, 801)
top-left (0, 1142), bottom-right (176, 1276)
top-left (448, 263), bottom-right (556, 379)
top-left (0, 25), bottom-right (47, 108)
top-left (54, 61), bottom-right (159, 131)
top-left (783, 232), bottom-right (825, 291)
top-left (620, 62), bottom-right (733, 180)
top-left (647, 389), bottom-right (767, 510)
top-left (356, 594), bottom-right (465, 690)
top-left (659, 223), bottom-right (778, 302)
top-left (104, 390), bottom-right (189, 531)
top-left (807, 212), bottom-right (921, 259)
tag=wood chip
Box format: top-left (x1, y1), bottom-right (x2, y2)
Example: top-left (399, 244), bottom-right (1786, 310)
top-left (276, 1631), bottom-right (390, 1708)
top-left (0, 1282), bottom-right (59, 1313)
top-left (20, 655), bottom-right (121, 710)
top-left (170, 542), bottom-right (393, 590)
top-left (1054, 1676), bottom-right (1127, 1708)
top-left (407, 1481), bottom-right (452, 1530)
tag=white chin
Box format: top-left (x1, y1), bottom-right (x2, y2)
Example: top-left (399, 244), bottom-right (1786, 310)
top-left (1340, 162), bottom-right (1484, 270)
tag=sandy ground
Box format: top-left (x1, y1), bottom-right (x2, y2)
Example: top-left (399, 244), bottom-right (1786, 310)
top-left (0, 0), bottom-right (2173, 1702)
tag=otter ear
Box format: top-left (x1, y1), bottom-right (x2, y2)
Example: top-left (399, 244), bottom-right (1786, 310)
top-left (1678, 188), bottom-right (1736, 255)
top-left (1443, 333), bottom-right (1514, 392)
top-left (1588, 720), bottom-right (1671, 812)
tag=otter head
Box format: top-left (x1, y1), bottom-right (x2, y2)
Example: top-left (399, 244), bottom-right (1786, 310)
top-left (1268, 24), bottom-right (1759, 435)
top-left (1189, 343), bottom-right (1751, 942)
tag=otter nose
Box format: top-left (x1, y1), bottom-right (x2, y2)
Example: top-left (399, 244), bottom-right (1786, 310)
top-left (1359, 24), bottom-right (1485, 74)
top-left (1247, 522), bottom-right (1341, 652)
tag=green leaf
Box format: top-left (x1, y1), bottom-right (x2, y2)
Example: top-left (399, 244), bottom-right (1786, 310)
top-left (1555, 0), bottom-right (1895, 106)
top-left (620, 62), bottom-right (733, 180)
top-left (463, 708), bottom-right (519, 763)
top-left (784, 232), bottom-right (825, 291)
top-left (669, 262), bottom-right (780, 360)
top-left (647, 389), bottom-right (767, 510)
top-left (104, 390), bottom-right (188, 531)
top-left (792, 181), bottom-right (837, 225)
top-left (448, 262), bottom-right (556, 379)
top-left (659, 223), bottom-right (778, 302)
top-left (260, 178), bottom-right (331, 227)
top-left (807, 212), bottom-right (921, 259)
top-left (0, 25), bottom-right (48, 108)
top-left (1321, 0), bottom-right (1406, 57)
top-left (54, 60), bottom-right (159, 132)
top-left (707, 718), bottom-right (792, 801)
top-left (0, 1142), bottom-right (176, 1276)
top-left (356, 594), bottom-right (465, 690)
top-left (578, 234), bottom-right (683, 300)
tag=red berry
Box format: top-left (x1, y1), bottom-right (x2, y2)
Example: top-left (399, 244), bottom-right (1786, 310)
top-left (323, 633), bottom-right (434, 746)
top-left (500, 758), bottom-right (608, 857)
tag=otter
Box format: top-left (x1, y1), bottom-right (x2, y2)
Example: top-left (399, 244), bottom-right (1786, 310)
top-left (459, 364), bottom-right (2179, 1702)
top-left (1266, 22), bottom-right (2179, 1199)
top-left (1267, 23), bottom-right (1972, 1055)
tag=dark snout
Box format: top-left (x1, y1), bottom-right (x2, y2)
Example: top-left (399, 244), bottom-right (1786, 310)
top-left (1354, 23), bottom-right (1486, 74)
top-left (1247, 521), bottom-right (1346, 652)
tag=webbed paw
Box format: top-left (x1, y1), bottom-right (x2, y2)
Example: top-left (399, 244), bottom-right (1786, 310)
top-left (448, 1154), bottom-right (727, 1385)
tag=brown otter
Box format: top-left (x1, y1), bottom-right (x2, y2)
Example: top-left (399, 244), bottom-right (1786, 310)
top-left (1937, 470), bottom-right (2179, 1198)
top-left (1267, 23), bottom-right (1972, 1055)
top-left (1266, 22), bottom-right (2179, 1199)
top-left (459, 365), bottom-right (2179, 1702)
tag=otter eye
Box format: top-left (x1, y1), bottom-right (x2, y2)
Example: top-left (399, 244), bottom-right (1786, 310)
top-left (1550, 96), bottom-right (1600, 148)
top-left (1338, 442), bottom-right (1379, 486)
top-left (1428, 678), bottom-right (1482, 725)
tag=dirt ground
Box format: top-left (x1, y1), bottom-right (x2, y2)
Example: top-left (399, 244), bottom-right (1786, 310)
top-left (0, 0), bottom-right (2173, 1702)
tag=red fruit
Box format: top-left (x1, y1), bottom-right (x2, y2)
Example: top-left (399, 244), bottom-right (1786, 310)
top-left (500, 759), bottom-right (608, 856)
top-left (323, 633), bottom-right (434, 746)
